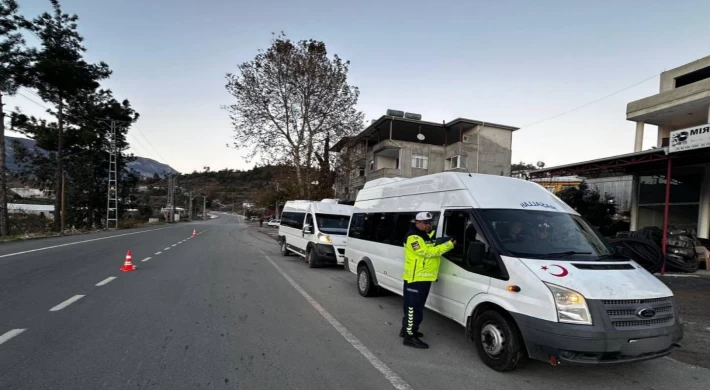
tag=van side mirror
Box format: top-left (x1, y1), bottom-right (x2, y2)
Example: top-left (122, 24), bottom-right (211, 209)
top-left (466, 241), bottom-right (488, 267)
top-left (303, 224), bottom-right (314, 234)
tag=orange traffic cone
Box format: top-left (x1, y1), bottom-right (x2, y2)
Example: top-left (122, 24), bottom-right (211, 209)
top-left (120, 250), bottom-right (136, 272)
top-left (192, 229), bottom-right (197, 237)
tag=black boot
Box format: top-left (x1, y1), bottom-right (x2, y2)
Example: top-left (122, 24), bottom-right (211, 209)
top-left (403, 335), bottom-right (429, 349)
top-left (399, 329), bottom-right (423, 338)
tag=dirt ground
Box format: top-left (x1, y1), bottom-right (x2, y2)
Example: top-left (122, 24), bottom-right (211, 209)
top-left (661, 274), bottom-right (710, 369)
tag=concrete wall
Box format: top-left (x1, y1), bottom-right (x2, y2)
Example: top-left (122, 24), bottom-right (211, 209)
top-left (460, 125), bottom-right (512, 176)
top-left (660, 55), bottom-right (710, 92)
top-left (398, 141), bottom-right (446, 175)
top-left (375, 155), bottom-right (397, 169)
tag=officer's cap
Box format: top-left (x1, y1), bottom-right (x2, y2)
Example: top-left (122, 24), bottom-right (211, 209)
top-left (415, 212), bottom-right (434, 222)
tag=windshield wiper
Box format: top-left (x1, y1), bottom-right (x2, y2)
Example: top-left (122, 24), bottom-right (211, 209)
top-left (544, 251), bottom-right (592, 258)
top-left (596, 253), bottom-right (626, 261)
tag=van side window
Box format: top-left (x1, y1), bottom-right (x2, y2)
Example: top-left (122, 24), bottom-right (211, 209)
top-left (349, 213), bottom-right (365, 239)
top-left (442, 209), bottom-right (502, 278)
top-left (375, 214), bottom-right (396, 244)
top-left (281, 212), bottom-right (305, 229)
top-left (442, 210), bottom-right (469, 264)
top-left (347, 211), bottom-right (438, 247)
top-left (391, 213), bottom-right (416, 246)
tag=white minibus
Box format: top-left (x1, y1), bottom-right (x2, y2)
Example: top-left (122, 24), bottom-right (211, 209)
top-left (278, 200), bottom-right (353, 267)
top-left (344, 172), bottom-right (682, 371)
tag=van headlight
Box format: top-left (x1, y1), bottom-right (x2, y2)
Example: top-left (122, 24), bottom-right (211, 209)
top-left (544, 283), bottom-right (592, 325)
top-left (317, 233), bottom-right (332, 243)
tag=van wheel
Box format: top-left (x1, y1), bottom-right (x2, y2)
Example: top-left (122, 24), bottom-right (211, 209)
top-left (357, 265), bottom-right (377, 297)
top-left (280, 239), bottom-right (289, 256)
top-left (306, 248), bottom-right (319, 268)
top-left (473, 311), bottom-right (525, 371)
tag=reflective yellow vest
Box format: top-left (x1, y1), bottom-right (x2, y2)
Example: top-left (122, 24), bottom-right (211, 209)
top-left (402, 229), bottom-right (454, 283)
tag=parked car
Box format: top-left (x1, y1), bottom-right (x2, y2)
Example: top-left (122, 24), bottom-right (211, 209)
top-left (250, 216), bottom-right (258, 221)
top-left (345, 172), bottom-right (682, 371)
top-left (278, 199), bottom-right (353, 268)
top-left (267, 219), bottom-right (280, 228)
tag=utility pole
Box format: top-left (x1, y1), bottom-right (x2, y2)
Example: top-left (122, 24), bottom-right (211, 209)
top-left (203, 196), bottom-right (207, 220)
top-left (61, 172), bottom-right (66, 232)
top-left (275, 181), bottom-right (280, 219)
top-left (188, 190), bottom-right (193, 221)
top-left (171, 175), bottom-right (177, 222)
top-left (106, 120), bottom-right (118, 229)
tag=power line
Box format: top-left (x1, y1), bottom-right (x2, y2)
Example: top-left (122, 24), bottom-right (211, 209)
top-left (131, 127), bottom-right (173, 167)
top-left (16, 88), bottom-right (174, 167)
top-left (518, 72), bottom-right (660, 130)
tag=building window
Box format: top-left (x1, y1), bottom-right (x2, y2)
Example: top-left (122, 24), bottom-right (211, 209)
top-left (445, 155), bottom-right (466, 170)
top-left (359, 167), bottom-right (365, 177)
top-left (412, 154), bottom-right (428, 169)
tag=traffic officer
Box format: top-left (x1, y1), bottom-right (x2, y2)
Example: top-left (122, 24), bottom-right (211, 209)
top-left (401, 212), bottom-right (455, 349)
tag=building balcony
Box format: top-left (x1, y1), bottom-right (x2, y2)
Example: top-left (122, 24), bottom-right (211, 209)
top-left (627, 77), bottom-right (710, 129)
top-left (372, 139), bottom-right (401, 155)
top-left (367, 168), bottom-right (401, 181)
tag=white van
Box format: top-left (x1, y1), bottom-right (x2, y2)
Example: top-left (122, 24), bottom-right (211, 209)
top-left (345, 172), bottom-right (682, 371)
top-left (278, 200), bottom-right (354, 267)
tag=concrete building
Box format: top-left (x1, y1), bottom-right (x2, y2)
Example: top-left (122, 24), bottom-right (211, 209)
top-left (629, 55), bottom-right (710, 151)
top-left (331, 111), bottom-right (518, 201)
top-left (532, 55), bottom-right (710, 239)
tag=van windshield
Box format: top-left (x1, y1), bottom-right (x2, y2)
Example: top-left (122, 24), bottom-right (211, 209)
top-left (479, 209), bottom-right (614, 260)
top-left (316, 214), bottom-right (350, 235)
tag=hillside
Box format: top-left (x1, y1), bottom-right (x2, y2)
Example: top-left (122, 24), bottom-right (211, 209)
top-left (5, 136), bottom-right (178, 178)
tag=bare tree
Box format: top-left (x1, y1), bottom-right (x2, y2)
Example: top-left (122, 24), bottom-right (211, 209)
top-left (225, 33), bottom-right (363, 198)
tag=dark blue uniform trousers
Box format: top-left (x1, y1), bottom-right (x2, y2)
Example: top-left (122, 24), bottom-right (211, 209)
top-left (402, 281), bottom-right (432, 336)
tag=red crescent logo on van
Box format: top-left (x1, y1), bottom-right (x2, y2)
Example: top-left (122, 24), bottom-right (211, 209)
top-left (542, 264), bottom-right (569, 277)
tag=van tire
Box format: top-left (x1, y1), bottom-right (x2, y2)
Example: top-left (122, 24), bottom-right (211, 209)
top-left (280, 239), bottom-right (289, 256)
top-left (306, 247), bottom-right (319, 268)
top-left (357, 265), bottom-right (377, 297)
top-left (473, 310), bottom-right (525, 372)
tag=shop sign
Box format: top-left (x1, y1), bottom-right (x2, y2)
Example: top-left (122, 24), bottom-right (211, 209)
top-left (669, 123), bottom-right (710, 153)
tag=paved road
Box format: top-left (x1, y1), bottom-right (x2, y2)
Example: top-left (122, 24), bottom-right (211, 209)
top-left (1, 215), bottom-right (708, 389)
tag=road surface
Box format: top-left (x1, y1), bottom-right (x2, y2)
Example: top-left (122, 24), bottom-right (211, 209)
top-left (1, 215), bottom-right (708, 389)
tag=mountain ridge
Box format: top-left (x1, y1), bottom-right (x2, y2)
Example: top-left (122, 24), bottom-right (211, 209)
top-left (4, 136), bottom-right (178, 178)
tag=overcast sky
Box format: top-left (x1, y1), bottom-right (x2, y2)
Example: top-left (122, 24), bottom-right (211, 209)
top-left (8, 0), bottom-right (710, 173)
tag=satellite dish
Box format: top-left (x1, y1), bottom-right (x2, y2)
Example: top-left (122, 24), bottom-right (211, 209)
top-left (417, 134), bottom-right (425, 141)
top-left (536, 161), bottom-right (545, 168)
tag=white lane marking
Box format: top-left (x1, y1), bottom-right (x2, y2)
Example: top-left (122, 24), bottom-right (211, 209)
top-left (95, 277), bottom-right (116, 286)
top-left (262, 254), bottom-right (413, 390)
top-left (171, 244), bottom-right (177, 247)
top-left (49, 295), bottom-right (85, 312)
top-left (0, 224), bottom-right (193, 259)
top-left (141, 257), bottom-right (152, 262)
top-left (164, 247), bottom-right (171, 251)
top-left (0, 329), bottom-right (26, 346)
top-left (155, 251), bottom-right (163, 255)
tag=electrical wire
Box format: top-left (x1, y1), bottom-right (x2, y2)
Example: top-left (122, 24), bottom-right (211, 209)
top-left (519, 73), bottom-right (660, 130)
top-left (14, 89), bottom-right (173, 168)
